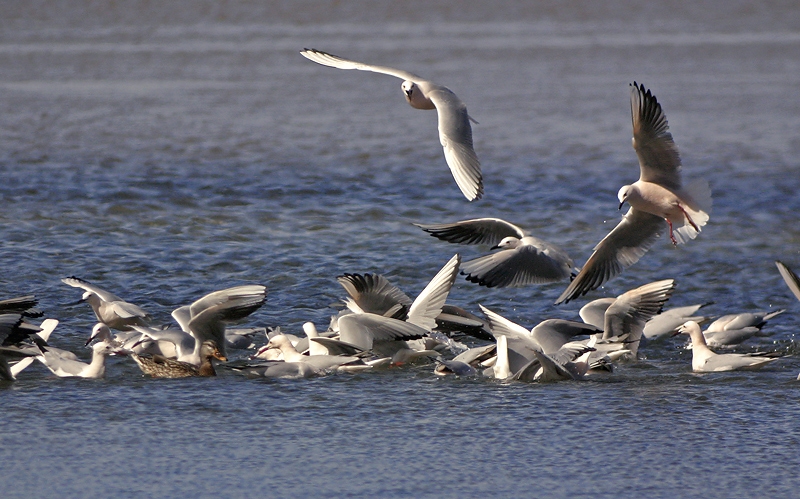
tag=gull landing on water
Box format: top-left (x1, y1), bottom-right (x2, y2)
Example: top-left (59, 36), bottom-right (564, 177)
top-left (300, 48), bottom-right (483, 201)
top-left (556, 82), bottom-right (712, 304)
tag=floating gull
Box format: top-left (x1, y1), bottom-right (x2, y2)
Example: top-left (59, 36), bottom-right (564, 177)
top-left (131, 340), bottom-right (226, 378)
top-left (34, 323), bottom-right (126, 379)
top-left (415, 218), bottom-right (574, 287)
top-left (676, 321), bottom-right (782, 372)
top-left (700, 309), bottom-right (784, 347)
top-left (262, 334), bottom-right (369, 372)
top-left (556, 83), bottom-right (712, 304)
top-left (61, 276), bottom-right (151, 330)
top-left (300, 48), bottom-right (483, 201)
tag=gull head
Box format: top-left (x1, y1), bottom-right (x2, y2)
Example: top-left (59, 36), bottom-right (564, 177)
top-left (491, 236), bottom-right (521, 251)
top-left (85, 323), bottom-right (113, 346)
top-left (674, 320), bottom-right (701, 337)
top-left (401, 80), bottom-right (415, 101)
top-left (401, 80), bottom-right (434, 110)
top-left (617, 185), bottom-right (633, 210)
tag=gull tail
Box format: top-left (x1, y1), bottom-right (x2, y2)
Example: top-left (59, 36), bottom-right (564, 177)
top-left (674, 179), bottom-right (712, 244)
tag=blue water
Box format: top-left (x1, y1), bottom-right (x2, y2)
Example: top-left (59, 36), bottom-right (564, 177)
top-left (2, 1), bottom-right (800, 498)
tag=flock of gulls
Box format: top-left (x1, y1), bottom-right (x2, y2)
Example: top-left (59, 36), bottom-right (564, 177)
top-left (1, 48), bottom-right (799, 383)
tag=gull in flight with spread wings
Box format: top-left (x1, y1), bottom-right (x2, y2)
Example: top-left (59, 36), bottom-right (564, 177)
top-left (300, 48), bottom-right (483, 201)
top-left (415, 218), bottom-right (574, 288)
top-left (556, 82), bottom-right (712, 304)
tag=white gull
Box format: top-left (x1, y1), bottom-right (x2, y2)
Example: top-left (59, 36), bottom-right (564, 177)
top-left (61, 276), bottom-right (151, 330)
top-left (676, 321), bottom-right (781, 372)
top-left (556, 83), bottom-right (712, 304)
top-left (300, 48), bottom-right (483, 201)
top-left (415, 218), bottom-right (574, 287)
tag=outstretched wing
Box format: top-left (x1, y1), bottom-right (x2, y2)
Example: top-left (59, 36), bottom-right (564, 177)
top-left (630, 82), bottom-right (682, 190)
top-left (555, 208), bottom-right (665, 304)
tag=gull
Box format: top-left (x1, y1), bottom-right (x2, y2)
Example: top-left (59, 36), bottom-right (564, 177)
top-left (598, 279), bottom-right (676, 358)
top-left (676, 321), bottom-right (782, 372)
top-left (131, 340), bottom-right (226, 378)
top-left (415, 218), bottom-right (575, 287)
top-left (333, 254), bottom-right (461, 351)
top-left (556, 82), bottom-right (712, 304)
top-left (300, 48), bottom-right (483, 201)
top-left (700, 309), bottom-right (784, 347)
top-left (479, 305), bottom-right (600, 379)
top-left (261, 334), bottom-right (369, 372)
top-left (61, 276), bottom-right (150, 330)
top-left (336, 254), bottom-right (461, 330)
top-left (33, 323), bottom-right (126, 379)
top-left (776, 260), bottom-right (800, 302)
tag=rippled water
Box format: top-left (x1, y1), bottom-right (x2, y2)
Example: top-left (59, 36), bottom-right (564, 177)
top-left (2, 2), bottom-right (800, 498)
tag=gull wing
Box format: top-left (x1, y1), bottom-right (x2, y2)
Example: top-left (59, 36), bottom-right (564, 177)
top-left (187, 285), bottom-right (267, 321)
top-left (461, 243), bottom-right (572, 288)
top-left (630, 82), bottom-right (682, 190)
top-left (336, 273), bottom-right (412, 316)
top-left (428, 88), bottom-right (483, 201)
top-left (300, 48), bottom-right (422, 82)
top-left (406, 254), bottom-right (460, 330)
top-left (337, 313), bottom-right (427, 351)
top-left (415, 218), bottom-right (526, 246)
top-left (531, 319), bottom-right (601, 354)
top-left (776, 261), bottom-right (800, 302)
top-left (478, 305), bottom-right (533, 339)
top-left (61, 276), bottom-right (124, 302)
top-left (555, 208), bottom-right (665, 304)
top-left (109, 301), bottom-right (149, 319)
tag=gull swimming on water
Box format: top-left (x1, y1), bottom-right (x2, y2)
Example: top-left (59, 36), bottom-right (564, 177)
top-left (556, 82), bottom-right (712, 304)
top-left (675, 321), bottom-right (781, 372)
top-left (62, 276), bottom-right (151, 330)
top-left (415, 218), bottom-right (575, 287)
top-left (300, 48), bottom-right (483, 201)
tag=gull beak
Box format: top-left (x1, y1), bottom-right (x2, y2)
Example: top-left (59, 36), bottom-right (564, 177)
top-left (618, 200), bottom-right (625, 210)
